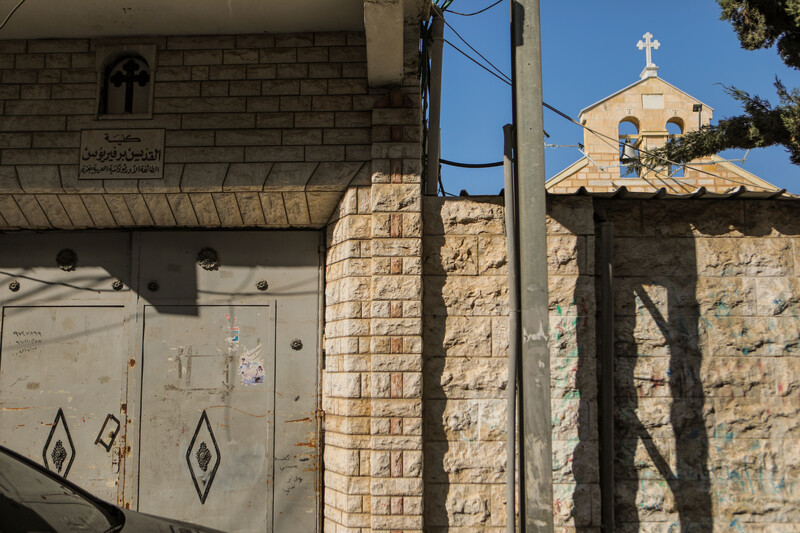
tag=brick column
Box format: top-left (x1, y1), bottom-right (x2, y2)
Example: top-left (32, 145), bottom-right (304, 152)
top-left (368, 88), bottom-right (424, 532)
top-left (324, 184), bottom-right (374, 533)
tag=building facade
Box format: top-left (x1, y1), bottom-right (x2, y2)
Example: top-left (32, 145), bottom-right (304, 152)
top-left (1, 8), bottom-right (799, 533)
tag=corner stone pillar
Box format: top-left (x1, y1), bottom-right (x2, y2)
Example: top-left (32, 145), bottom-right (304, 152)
top-left (368, 89), bottom-right (424, 532)
top-left (323, 86), bottom-right (424, 533)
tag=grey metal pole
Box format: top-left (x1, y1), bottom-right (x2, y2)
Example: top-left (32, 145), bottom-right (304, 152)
top-left (426, 8), bottom-right (444, 195)
top-left (503, 123), bottom-right (519, 533)
top-left (510, 0), bottom-right (553, 530)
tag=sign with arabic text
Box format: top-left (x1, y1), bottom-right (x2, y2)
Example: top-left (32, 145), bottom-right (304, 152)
top-left (79, 129), bottom-right (164, 180)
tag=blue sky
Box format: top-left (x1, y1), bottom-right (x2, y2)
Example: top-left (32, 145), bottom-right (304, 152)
top-left (437, 0), bottom-right (800, 194)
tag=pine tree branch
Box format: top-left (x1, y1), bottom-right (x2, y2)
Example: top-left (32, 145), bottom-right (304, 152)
top-left (642, 81), bottom-right (800, 167)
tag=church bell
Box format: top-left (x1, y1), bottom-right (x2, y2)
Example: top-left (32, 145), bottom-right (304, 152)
top-left (620, 141), bottom-right (638, 163)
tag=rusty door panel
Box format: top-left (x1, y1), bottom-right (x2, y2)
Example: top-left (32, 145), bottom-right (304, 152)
top-left (138, 305), bottom-right (275, 532)
top-left (0, 306), bottom-right (127, 501)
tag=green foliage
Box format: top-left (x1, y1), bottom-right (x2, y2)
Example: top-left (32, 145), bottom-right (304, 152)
top-left (646, 0), bottom-right (800, 168)
top-left (718, 0), bottom-right (800, 68)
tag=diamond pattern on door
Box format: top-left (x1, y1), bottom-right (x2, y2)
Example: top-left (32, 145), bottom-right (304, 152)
top-left (186, 410), bottom-right (221, 504)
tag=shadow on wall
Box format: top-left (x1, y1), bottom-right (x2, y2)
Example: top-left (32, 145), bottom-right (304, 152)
top-left (422, 196), bottom-right (800, 531)
top-left (421, 198), bottom-right (510, 529)
top-left (422, 255), bottom-right (450, 527)
top-left (549, 203), bottom-right (597, 531)
top-left (609, 199), bottom-right (720, 532)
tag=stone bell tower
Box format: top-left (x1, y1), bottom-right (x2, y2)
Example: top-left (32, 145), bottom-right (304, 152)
top-left (547, 33), bottom-right (781, 194)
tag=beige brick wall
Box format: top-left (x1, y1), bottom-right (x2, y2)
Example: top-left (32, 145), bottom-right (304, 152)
top-left (323, 86), bottom-right (425, 531)
top-left (422, 197), bottom-right (512, 532)
top-left (423, 195), bottom-right (800, 532)
top-left (323, 21), bottom-right (425, 533)
top-left (0, 32), bottom-right (375, 229)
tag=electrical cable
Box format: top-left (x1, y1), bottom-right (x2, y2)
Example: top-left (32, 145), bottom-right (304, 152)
top-left (444, 39), bottom-right (512, 86)
top-left (542, 101), bottom-right (773, 190)
top-left (0, 0), bottom-right (27, 32)
top-left (449, 0), bottom-right (504, 16)
top-left (435, 7), bottom-right (772, 193)
top-left (441, 158), bottom-right (504, 168)
top-left (442, 28), bottom-right (767, 190)
top-left (443, 18), bottom-right (511, 82)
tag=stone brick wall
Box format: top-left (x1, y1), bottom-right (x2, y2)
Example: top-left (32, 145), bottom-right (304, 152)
top-left (0, 32), bottom-right (374, 229)
top-left (323, 22), bottom-right (425, 533)
top-left (604, 197), bottom-right (800, 532)
top-left (422, 197), bottom-right (512, 532)
top-left (423, 194), bottom-right (800, 532)
top-left (422, 196), bottom-right (599, 532)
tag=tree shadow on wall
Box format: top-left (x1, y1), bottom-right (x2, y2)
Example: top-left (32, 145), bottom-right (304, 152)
top-left (614, 226), bottom-right (713, 532)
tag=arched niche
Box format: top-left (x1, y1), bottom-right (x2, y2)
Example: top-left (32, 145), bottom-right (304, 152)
top-left (619, 117), bottom-right (640, 177)
top-left (665, 117), bottom-right (685, 176)
top-left (666, 117), bottom-right (684, 137)
top-left (95, 44), bottom-right (157, 119)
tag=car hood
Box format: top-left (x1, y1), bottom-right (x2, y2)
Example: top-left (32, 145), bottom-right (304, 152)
top-left (120, 508), bottom-right (226, 533)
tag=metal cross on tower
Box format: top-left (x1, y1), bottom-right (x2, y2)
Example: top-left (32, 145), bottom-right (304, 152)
top-left (636, 32), bottom-right (660, 68)
top-left (110, 59), bottom-right (150, 114)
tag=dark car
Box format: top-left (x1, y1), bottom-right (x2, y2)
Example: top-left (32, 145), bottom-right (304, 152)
top-left (0, 445), bottom-right (225, 533)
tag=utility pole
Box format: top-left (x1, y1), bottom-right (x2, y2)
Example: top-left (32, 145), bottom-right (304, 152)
top-left (510, 0), bottom-right (553, 530)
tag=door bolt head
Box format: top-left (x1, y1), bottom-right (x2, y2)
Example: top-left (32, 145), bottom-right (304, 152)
top-left (290, 339), bottom-right (303, 351)
top-left (56, 249), bottom-right (77, 271)
top-left (8, 280), bottom-right (20, 292)
top-left (197, 247), bottom-right (219, 271)
top-left (147, 280), bottom-right (160, 292)
top-left (112, 280), bottom-right (124, 291)
top-left (256, 280), bottom-right (269, 291)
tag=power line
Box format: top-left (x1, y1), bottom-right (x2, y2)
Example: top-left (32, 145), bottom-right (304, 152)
top-left (448, 0), bottom-right (504, 16)
top-left (443, 18), bottom-right (511, 82)
top-left (0, 0), bottom-right (27, 32)
top-left (438, 20), bottom-right (773, 191)
top-left (444, 39), bottom-right (512, 86)
top-left (441, 158), bottom-right (504, 168)
top-left (540, 101), bottom-right (771, 189)
top-left (441, 16), bottom-right (696, 187)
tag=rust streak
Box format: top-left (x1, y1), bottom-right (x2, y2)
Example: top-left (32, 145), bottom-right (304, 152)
top-left (1, 407), bottom-right (32, 411)
top-left (285, 417), bottom-right (312, 424)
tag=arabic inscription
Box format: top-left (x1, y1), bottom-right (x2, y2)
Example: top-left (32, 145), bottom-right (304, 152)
top-left (79, 129), bottom-right (164, 180)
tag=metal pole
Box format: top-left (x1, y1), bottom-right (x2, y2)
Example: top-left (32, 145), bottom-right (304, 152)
top-left (503, 123), bottom-right (519, 533)
top-left (598, 219), bottom-right (615, 531)
top-left (426, 8), bottom-right (444, 195)
top-left (510, 0), bottom-right (553, 530)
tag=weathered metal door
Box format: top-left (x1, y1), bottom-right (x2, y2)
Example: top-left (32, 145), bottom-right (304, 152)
top-left (138, 305), bottom-right (276, 532)
top-left (0, 231), bottom-right (321, 532)
top-left (0, 306), bottom-right (128, 501)
top-left (0, 233), bottom-right (132, 503)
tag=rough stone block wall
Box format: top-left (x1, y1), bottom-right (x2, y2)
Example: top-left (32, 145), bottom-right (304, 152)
top-left (0, 32), bottom-right (374, 229)
top-left (422, 197), bottom-right (512, 532)
top-left (423, 195), bottom-right (800, 532)
top-left (547, 196), bottom-right (600, 531)
top-left (422, 196), bottom-right (600, 532)
top-left (603, 198), bottom-right (800, 532)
